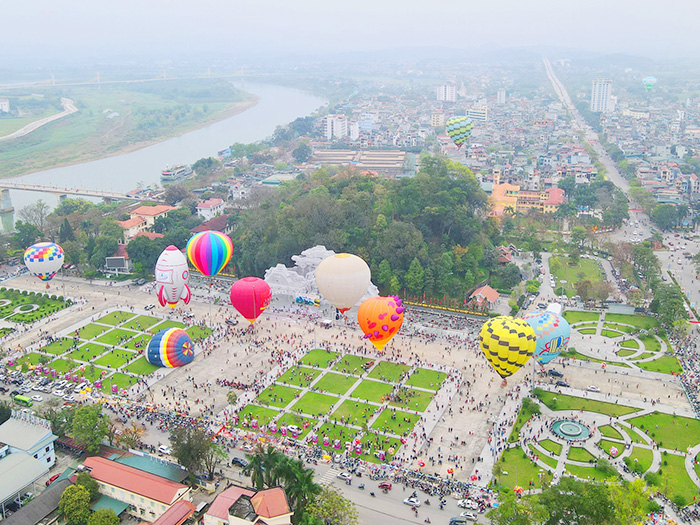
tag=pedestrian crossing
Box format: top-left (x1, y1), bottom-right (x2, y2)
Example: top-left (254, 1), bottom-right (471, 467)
top-left (319, 467), bottom-right (340, 484)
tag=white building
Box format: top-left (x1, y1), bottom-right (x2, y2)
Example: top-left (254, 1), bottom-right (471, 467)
top-left (436, 85), bottom-right (457, 102)
top-left (0, 99), bottom-right (9, 113)
top-left (323, 114), bottom-right (348, 141)
top-left (431, 112), bottom-right (445, 128)
top-left (196, 197), bottom-right (225, 221)
top-left (467, 105), bottom-right (488, 122)
top-left (349, 121), bottom-right (360, 141)
top-left (590, 78), bottom-right (613, 113)
top-left (497, 88), bottom-right (506, 105)
top-left (0, 411), bottom-right (57, 467)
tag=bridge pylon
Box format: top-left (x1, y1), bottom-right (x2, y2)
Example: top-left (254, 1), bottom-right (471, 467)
top-left (0, 189), bottom-right (14, 213)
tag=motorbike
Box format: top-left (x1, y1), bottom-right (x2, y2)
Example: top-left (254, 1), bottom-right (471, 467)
top-left (358, 484), bottom-right (365, 490)
top-left (370, 492), bottom-right (376, 497)
top-left (424, 499), bottom-right (430, 506)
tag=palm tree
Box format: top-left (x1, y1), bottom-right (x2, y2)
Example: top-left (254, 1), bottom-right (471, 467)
top-left (278, 458), bottom-right (320, 522)
top-left (242, 451), bottom-right (265, 490)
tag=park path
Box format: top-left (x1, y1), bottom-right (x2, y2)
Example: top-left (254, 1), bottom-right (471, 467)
top-left (0, 98), bottom-right (78, 142)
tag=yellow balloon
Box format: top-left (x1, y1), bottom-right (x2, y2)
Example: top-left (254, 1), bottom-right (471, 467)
top-left (479, 316), bottom-right (536, 378)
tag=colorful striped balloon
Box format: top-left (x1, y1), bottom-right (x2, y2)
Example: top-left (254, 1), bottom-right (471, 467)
top-left (146, 328), bottom-right (195, 368)
top-left (445, 116), bottom-right (474, 149)
top-left (24, 242), bottom-right (64, 281)
top-left (186, 230), bottom-right (234, 277)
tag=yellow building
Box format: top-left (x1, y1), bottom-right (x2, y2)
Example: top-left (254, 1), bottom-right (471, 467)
top-left (489, 183), bottom-right (564, 216)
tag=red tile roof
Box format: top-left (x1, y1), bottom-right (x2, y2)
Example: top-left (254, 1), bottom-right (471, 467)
top-left (83, 457), bottom-right (187, 504)
top-left (197, 198), bottom-right (224, 209)
top-left (190, 214), bottom-right (230, 234)
top-left (117, 217), bottom-right (146, 229)
top-left (251, 487), bottom-right (291, 519)
top-left (152, 501), bottom-right (196, 525)
top-left (131, 205), bottom-right (177, 217)
top-left (134, 232), bottom-right (164, 240)
top-left (208, 486), bottom-right (255, 520)
top-left (544, 187), bottom-right (565, 206)
top-left (470, 285), bottom-right (500, 304)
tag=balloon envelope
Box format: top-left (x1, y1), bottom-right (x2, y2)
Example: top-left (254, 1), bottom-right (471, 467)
top-left (642, 76), bottom-right (657, 90)
top-left (445, 116), bottom-right (474, 149)
top-left (315, 253), bottom-right (371, 313)
top-left (146, 328), bottom-right (195, 367)
top-left (358, 296), bottom-right (405, 351)
top-left (155, 245), bottom-right (191, 308)
top-left (479, 316), bottom-right (536, 378)
top-left (186, 231), bottom-right (233, 277)
top-left (230, 277), bottom-right (272, 324)
top-left (521, 311), bottom-right (570, 365)
top-left (24, 242), bottom-right (64, 281)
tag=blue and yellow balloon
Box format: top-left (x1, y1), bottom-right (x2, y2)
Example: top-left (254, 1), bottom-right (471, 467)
top-left (521, 311), bottom-right (570, 365)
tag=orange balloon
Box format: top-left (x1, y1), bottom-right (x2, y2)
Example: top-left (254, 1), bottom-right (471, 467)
top-left (357, 296), bottom-right (405, 351)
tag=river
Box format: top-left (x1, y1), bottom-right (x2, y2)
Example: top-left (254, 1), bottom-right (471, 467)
top-left (1, 83), bottom-right (326, 230)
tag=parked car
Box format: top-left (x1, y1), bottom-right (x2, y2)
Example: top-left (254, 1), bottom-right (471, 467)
top-left (587, 385), bottom-right (600, 392)
top-left (46, 474), bottom-right (60, 486)
top-left (144, 304), bottom-right (156, 311)
top-left (460, 512), bottom-right (478, 521)
top-left (555, 380), bottom-right (570, 388)
top-left (158, 445), bottom-right (172, 455)
top-left (548, 369), bottom-right (564, 378)
top-left (231, 457), bottom-right (249, 468)
top-left (31, 395), bottom-right (43, 402)
top-left (457, 499), bottom-right (478, 509)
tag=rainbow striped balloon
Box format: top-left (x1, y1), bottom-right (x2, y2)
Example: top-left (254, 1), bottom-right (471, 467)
top-left (186, 230), bottom-right (234, 277)
top-left (24, 242), bottom-right (64, 281)
top-left (146, 328), bottom-right (195, 368)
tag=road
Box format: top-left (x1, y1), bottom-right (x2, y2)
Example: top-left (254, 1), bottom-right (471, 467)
top-left (0, 98), bottom-right (78, 142)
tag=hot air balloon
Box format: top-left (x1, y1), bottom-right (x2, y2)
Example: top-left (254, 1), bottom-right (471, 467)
top-left (24, 242), bottom-right (64, 281)
top-left (642, 76), bottom-right (657, 91)
top-left (315, 253), bottom-right (371, 313)
top-left (358, 296), bottom-right (405, 351)
top-left (521, 311), bottom-right (570, 365)
top-left (155, 245), bottom-right (192, 308)
top-left (479, 316), bottom-right (536, 379)
top-left (186, 231), bottom-right (233, 277)
top-left (445, 116), bottom-right (474, 149)
top-left (146, 328), bottom-right (195, 368)
top-left (230, 277), bottom-right (272, 324)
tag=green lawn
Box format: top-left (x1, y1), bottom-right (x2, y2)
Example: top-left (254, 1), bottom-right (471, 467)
top-left (277, 366), bottom-right (322, 388)
top-left (620, 339), bottom-right (640, 349)
top-left (332, 355), bottom-right (374, 376)
top-left (51, 359), bottom-right (78, 373)
top-left (97, 311), bottom-right (135, 326)
top-left (317, 422), bottom-right (356, 447)
top-left (186, 325), bottom-right (213, 342)
top-left (94, 328), bottom-right (138, 346)
top-left (236, 405), bottom-right (278, 429)
top-left (562, 350), bottom-right (631, 368)
top-left (67, 343), bottom-right (108, 362)
top-left (598, 439), bottom-right (623, 457)
top-left (256, 384), bottom-right (302, 408)
top-left (529, 444), bottom-right (559, 469)
top-left (372, 408), bottom-right (419, 436)
top-left (41, 338), bottom-right (76, 355)
top-left (549, 257), bottom-right (604, 297)
top-left (616, 349), bottom-right (637, 358)
top-left (367, 361), bottom-right (410, 383)
top-left (123, 334), bottom-right (151, 351)
top-left (358, 434), bottom-right (403, 464)
top-left (567, 446), bottom-right (597, 463)
top-left (626, 427), bottom-right (650, 444)
top-left (604, 313), bottom-right (659, 330)
top-left (626, 447), bottom-right (654, 473)
top-left (122, 315), bottom-right (161, 331)
top-left (332, 400), bottom-right (378, 426)
top-left (123, 357), bottom-right (159, 376)
top-left (577, 328), bottom-right (597, 335)
top-left (349, 380), bottom-right (394, 403)
top-left (635, 355), bottom-right (683, 374)
top-left (601, 329), bottom-right (623, 338)
top-left (290, 392), bottom-right (338, 417)
top-left (638, 334), bottom-right (661, 353)
top-left (603, 323), bottom-right (636, 334)
top-left (275, 413), bottom-right (314, 439)
top-left (538, 439), bottom-right (563, 456)
top-left (15, 352), bottom-right (45, 367)
top-left (657, 453), bottom-right (700, 504)
top-left (313, 372), bottom-right (358, 395)
top-left (495, 447), bottom-right (550, 489)
top-left (632, 352), bottom-right (655, 360)
top-left (574, 322), bottom-right (599, 329)
top-left (100, 372), bottom-right (136, 392)
top-left (628, 412), bottom-right (700, 451)
top-left (152, 320), bottom-right (186, 331)
top-left (509, 399), bottom-right (539, 443)
top-left (0, 111), bottom-right (59, 135)
top-left (562, 311), bottom-right (600, 324)
top-left (565, 464), bottom-right (618, 482)
top-left (387, 387), bottom-right (434, 412)
top-left (534, 389), bottom-right (639, 416)
top-left (75, 323), bottom-right (111, 340)
top-left (598, 425), bottom-right (623, 440)
top-left (299, 349), bottom-right (340, 368)
top-left (405, 368), bottom-right (447, 391)
top-left (94, 349), bottom-right (137, 369)
top-left (74, 365), bottom-right (103, 383)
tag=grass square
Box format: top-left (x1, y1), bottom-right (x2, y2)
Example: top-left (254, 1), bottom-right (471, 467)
top-left (74, 365), bottom-right (104, 383)
top-left (236, 405), bottom-right (279, 429)
top-left (123, 334), bottom-right (151, 351)
top-left (313, 373), bottom-right (358, 395)
top-left (358, 434), bottom-right (402, 464)
top-left (67, 343), bottom-right (108, 362)
top-left (290, 392), bottom-right (338, 417)
top-left (15, 352), bottom-right (46, 367)
top-left (496, 446), bottom-right (552, 489)
top-left (299, 349), bottom-right (339, 368)
top-left (372, 408), bottom-right (419, 436)
top-left (604, 313), bottom-right (659, 329)
top-left (561, 311), bottom-right (600, 324)
top-left (638, 334), bottom-right (661, 352)
top-left (41, 338), bottom-right (76, 355)
top-left (124, 357), bottom-right (159, 376)
top-left (100, 372), bottom-right (137, 392)
top-left (332, 355), bottom-right (374, 376)
top-left (332, 400), bottom-right (379, 427)
top-left (256, 384), bottom-right (302, 408)
top-left (405, 368), bottom-right (447, 391)
top-left (94, 349), bottom-right (137, 369)
top-left (51, 359), bottom-right (79, 373)
top-left (598, 439), bottom-right (623, 457)
top-left (636, 355), bottom-right (683, 374)
top-left (317, 422), bottom-right (356, 446)
top-left (275, 413), bottom-right (315, 439)
top-left (95, 328), bottom-right (138, 346)
top-left (388, 387), bottom-right (434, 412)
top-left (598, 425), bottom-right (623, 440)
top-left (534, 389), bottom-right (639, 416)
top-left (567, 446), bottom-right (596, 463)
top-left (122, 315), bottom-right (161, 331)
top-left (349, 380), bottom-right (394, 403)
top-left (627, 411), bottom-right (700, 451)
top-left (186, 325), bottom-right (212, 342)
top-left (367, 361), bottom-right (410, 383)
top-left (75, 323), bottom-right (111, 340)
top-left (97, 311), bottom-right (136, 326)
top-left (277, 366), bottom-right (322, 387)
top-left (152, 320), bottom-right (186, 331)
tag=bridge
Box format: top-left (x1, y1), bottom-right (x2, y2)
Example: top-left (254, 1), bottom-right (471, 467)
top-left (0, 182), bottom-right (165, 204)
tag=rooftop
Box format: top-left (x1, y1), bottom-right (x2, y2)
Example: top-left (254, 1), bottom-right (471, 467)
top-left (0, 454), bottom-right (50, 505)
top-left (197, 198), bottom-right (224, 209)
top-left (130, 205), bottom-right (177, 217)
top-left (470, 285), bottom-right (500, 304)
top-left (4, 479), bottom-right (71, 525)
top-left (152, 501), bottom-right (196, 525)
top-left (117, 217), bottom-right (146, 229)
top-left (0, 414), bottom-right (55, 453)
top-left (133, 232), bottom-right (165, 240)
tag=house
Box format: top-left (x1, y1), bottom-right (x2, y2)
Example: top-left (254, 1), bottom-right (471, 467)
top-left (133, 232), bottom-right (165, 241)
top-left (203, 485), bottom-right (292, 525)
top-left (196, 198), bottom-right (225, 221)
top-left (469, 285), bottom-right (500, 309)
top-left (82, 456), bottom-right (192, 521)
top-left (105, 245), bottom-right (133, 274)
top-left (150, 500), bottom-right (196, 525)
top-left (129, 205), bottom-right (177, 227)
top-left (117, 216), bottom-right (148, 243)
top-left (191, 214), bottom-right (232, 235)
top-left (0, 411), bottom-right (57, 467)
top-left (0, 454), bottom-right (51, 519)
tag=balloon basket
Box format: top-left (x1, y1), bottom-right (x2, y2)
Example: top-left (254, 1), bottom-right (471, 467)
top-left (501, 379), bottom-right (508, 387)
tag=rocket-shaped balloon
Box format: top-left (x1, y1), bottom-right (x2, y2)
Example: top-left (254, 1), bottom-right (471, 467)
top-left (155, 245), bottom-right (192, 308)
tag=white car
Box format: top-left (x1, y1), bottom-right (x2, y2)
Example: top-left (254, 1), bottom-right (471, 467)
top-left (158, 445), bottom-right (172, 455)
top-left (52, 389), bottom-right (65, 397)
top-left (336, 472), bottom-right (352, 482)
top-left (460, 511), bottom-right (478, 521)
top-left (63, 394), bottom-right (76, 402)
top-left (587, 385), bottom-right (600, 392)
top-left (31, 395), bottom-right (43, 402)
top-left (458, 499), bottom-right (478, 509)
top-left (403, 496), bottom-right (421, 507)
top-left (287, 425), bottom-right (301, 435)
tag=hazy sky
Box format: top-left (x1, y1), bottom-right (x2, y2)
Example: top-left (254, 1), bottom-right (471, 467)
top-left (3, 0), bottom-right (699, 64)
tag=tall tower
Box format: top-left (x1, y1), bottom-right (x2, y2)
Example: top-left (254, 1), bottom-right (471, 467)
top-left (590, 78), bottom-right (613, 113)
top-left (497, 88), bottom-right (506, 105)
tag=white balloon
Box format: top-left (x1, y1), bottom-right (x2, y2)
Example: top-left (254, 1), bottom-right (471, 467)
top-left (24, 242), bottom-right (64, 281)
top-left (315, 253), bottom-right (371, 313)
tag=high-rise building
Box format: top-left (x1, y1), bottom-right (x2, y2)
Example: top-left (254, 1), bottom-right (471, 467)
top-left (590, 78), bottom-right (613, 113)
top-left (467, 105), bottom-right (488, 122)
top-left (436, 85), bottom-right (457, 102)
top-left (323, 114), bottom-right (348, 141)
top-left (497, 88), bottom-right (506, 105)
top-left (431, 111), bottom-right (445, 128)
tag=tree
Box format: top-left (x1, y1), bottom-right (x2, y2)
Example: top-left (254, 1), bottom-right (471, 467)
top-left (227, 390), bottom-right (237, 406)
top-left (292, 143), bottom-right (313, 163)
top-left (59, 485), bottom-right (91, 525)
top-left (126, 235), bottom-right (165, 272)
top-left (164, 184), bottom-right (193, 206)
top-left (305, 484), bottom-right (359, 525)
top-left (539, 476), bottom-right (615, 524)
top-left (243, 444), bottom-right (284, 489)
top-left (59, 218), bottom-right (76, 242)
top-left (18, 200), bottom-right (51, 232)
top-left (12, 220), bottom-right (41, 249)
top-left (87, 509), bottom-right (119, 525)
top-left (651, 204), bottom-right (678, 230)
top-left (592, 280), bottom-right (613, 303)
top-left (170, 426), bottom-right (224, 478)
top-left (43, 405), bottom-right (75, 438)
top-left (192, 157), bottom-right (221, 176)
top-left (76, 472), bottom-right (99, 502)
top-left (376, 259), bottom-right (393, 292)
top-left (575, 279), bottom-right (593, 301)
top-left (70, 405), bottom-right (109, 453)
top-left (610, 479), bottom-right (650, 525)
top-left (0, 401), bottom-right (10, 425)
top-left (650, 284), bottom-right (688, 327)
top-left (486, 490), bottom-right (548, 525)
top-left (405, 257), bottom-right (425, 296)
top-left (117, 422), bottom-right (145, 449)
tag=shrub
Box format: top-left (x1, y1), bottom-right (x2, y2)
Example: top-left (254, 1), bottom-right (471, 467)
top-left (645, 471), bottom-right (661, 486)
top-left (673, 495), bottom-right (687, 508)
